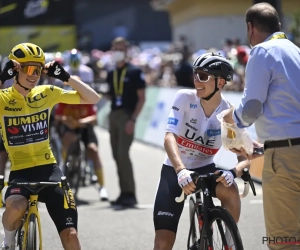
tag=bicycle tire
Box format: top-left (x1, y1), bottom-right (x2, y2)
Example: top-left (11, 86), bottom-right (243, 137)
top-left (65, 141), bottom-right (82, 199)
top-left (188, 197), bottom-right (198, 249)
top-left (16, 219), bottom-right (24, 250)
top-left (188, 197), bottom-right (206, 250)
top-left (207, 206), bottom-right (244, 250)
top-left (26, 214), bottom-right (37, 250)
top-left (65, 155), bottom-right (81, 199)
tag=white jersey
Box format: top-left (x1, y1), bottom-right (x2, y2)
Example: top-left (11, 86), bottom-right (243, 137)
top-left (163, 89), bottom-right (231, 169)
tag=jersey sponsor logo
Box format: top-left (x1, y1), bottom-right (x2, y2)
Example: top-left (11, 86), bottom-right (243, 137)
top-left (177, 136), bottom-right (219, 156)
top-left (45, 153), bottom-right (50, 160)
top-left (190, 118), bottom-right (197, 124)
top-left (168, 117), bottom-right (178, 125)
top-left (190, 104), bottom-right (197, 109)
top-left (4, 109), bottom-right (49, 146)
top-left (172, 106), bottom-right (179, 111)
top-left (27, 93), bottom-right (48, 108)
top-left (207, 129), bottom-right (221, 137)
top-left (185, 123), bottom-right (197, 131)
top-left (27, 93), bottom-right (47, 104)
top-left (4, 107), bottom-right (22, 112)
top-left (9, 99), bottom-right (16, 106)
top-left (185, 129), bottom-right (216, 146)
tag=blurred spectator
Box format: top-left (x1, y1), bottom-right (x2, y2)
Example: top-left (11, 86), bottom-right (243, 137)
top-left (12, 36), bottom-right (255, 93)
top-left (105, 37), bottom-right (146, 208)
top-left (174, 47), bottom-right (194, 88)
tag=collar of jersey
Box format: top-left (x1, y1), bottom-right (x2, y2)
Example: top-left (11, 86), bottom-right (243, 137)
top-left (11, 85), bottom-right (36, 99)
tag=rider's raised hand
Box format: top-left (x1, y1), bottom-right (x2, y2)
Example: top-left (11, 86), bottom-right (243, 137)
top-left (43, 61), bottom-right (70, 82)
top-left (0, 60), bottom-right (19, 83)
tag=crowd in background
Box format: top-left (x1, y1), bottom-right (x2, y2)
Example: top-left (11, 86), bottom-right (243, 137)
top-left (0, 36), bottom-right (251, 92)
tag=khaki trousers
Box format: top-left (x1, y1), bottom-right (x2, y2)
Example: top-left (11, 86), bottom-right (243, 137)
top-left (262, 145), bottom-right (300, 249)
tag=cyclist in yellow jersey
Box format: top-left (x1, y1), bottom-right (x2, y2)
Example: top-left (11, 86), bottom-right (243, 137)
top-left (0, 43), bottom-right (100, 250)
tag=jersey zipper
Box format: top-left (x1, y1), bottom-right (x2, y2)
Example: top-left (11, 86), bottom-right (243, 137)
top-left (23, 96), bottom-right (37, 166)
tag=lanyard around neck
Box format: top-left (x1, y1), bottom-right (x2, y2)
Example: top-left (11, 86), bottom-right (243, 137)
top-left (267, 33), bottom-right (288, 41)
top-left (113, 67), bottom-right (127, 96)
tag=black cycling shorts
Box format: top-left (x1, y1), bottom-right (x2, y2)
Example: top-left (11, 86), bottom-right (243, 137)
top-left (60, 124), bottom-right (98, 146)
top-left (153, 163), bottom-right (222, 233)
top-left (5, 164), bottom-right (78, 233)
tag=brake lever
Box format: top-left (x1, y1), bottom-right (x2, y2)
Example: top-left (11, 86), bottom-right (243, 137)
top-left (248, 178), bottom-right (257, 196)
top-left (241, 168), bottom-right (256, 196)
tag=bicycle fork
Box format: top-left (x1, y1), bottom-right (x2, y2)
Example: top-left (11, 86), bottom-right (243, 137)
top-left (22, 195), bottom-right (43, 250)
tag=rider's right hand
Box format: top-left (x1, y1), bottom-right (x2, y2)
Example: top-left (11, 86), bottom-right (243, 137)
top-left (177, 168), bottom-right (196, 195)
top-left (0, 60), bottom-right (19, 83)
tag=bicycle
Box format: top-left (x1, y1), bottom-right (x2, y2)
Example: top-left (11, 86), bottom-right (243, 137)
top-left (63, 134), bottom-right (87, 200)
top-left (0, 175), bottom-right (73, 250)
top-left (175, 168), bottom-right (256, 250)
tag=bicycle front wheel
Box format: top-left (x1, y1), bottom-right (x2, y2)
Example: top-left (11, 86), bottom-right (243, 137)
top-left (188, 197), bottom-right (204, 250)
top-left (207, 206), bottom-right (243, 250)
top-left (26, 214), bottom-right (37, 250)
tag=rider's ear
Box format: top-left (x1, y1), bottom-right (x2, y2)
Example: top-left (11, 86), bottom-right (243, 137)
top-left (218, 78), bottom-right (225, 89)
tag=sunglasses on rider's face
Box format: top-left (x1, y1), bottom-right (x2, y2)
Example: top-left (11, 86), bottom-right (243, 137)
top-left (193, 72), bottom-right (218, 82)
top-left (20, 65), bottom-right (43, 76)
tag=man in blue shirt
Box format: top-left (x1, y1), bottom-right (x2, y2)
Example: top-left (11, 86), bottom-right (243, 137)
top-left (224, 3), bottom-right (300, 249)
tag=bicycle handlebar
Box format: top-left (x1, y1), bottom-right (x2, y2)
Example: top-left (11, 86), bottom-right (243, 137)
top-left (0, 175), bottom-right (71, 209)
top-left (175, 168), bottom-right (256, 203)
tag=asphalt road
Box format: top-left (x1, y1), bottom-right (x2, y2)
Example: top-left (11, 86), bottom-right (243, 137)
top-left (0, 127), bottom-right (267, 250)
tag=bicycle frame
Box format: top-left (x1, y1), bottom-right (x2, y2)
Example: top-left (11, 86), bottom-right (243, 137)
top-left (0, 176), bottom-right (71, 250)
top-left (195, 177), bottom-right (216, 248)
top-left (181, 168), bottom-right (256, 249)
top-left (21, 194), bottom-right (43, 250)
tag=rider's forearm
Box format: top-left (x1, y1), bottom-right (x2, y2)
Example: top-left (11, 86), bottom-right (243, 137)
top-left (67, 76), bottom-right (100, 104)
top-left (79, 115), bottom-right (97, 125)
top-left (233, 156), bottom-right (251, 177)
top-left (164, 132), bottom-right (185, 174)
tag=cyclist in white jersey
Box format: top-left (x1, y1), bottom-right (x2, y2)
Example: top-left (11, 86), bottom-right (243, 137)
top-left (153, 53), bottom-right (250, 250)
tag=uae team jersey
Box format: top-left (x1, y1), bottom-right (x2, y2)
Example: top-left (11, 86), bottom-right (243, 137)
top-left (163, 89), bottom-right (231, 169)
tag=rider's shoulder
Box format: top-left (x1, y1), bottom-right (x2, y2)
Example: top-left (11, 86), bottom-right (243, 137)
top-left (176, 88), bottom-right (197, 99)
top-left (35, 84), bottom-right (60, 94)
top-left (220, 94), bottom-right (233, 108)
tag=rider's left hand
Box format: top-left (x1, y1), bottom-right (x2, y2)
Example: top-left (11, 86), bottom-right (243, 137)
top-left (215, 170), bottom-right (234, 187)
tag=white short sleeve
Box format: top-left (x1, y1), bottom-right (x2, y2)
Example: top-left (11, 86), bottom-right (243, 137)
top-left (165, 89), bottom-right (187, 136)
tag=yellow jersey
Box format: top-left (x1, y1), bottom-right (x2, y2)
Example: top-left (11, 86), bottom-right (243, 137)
top-left (0, 85), bottom-right (81, 171)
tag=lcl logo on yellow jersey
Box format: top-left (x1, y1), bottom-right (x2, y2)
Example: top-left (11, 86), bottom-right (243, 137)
top-left (27, 93), bottom-right (48, 108)
top-left (27, 93), bottom-right (47, 104)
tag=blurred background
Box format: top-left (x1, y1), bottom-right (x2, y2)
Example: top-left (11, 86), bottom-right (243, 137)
top-left (0, 0), bottom-right (299, 93)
